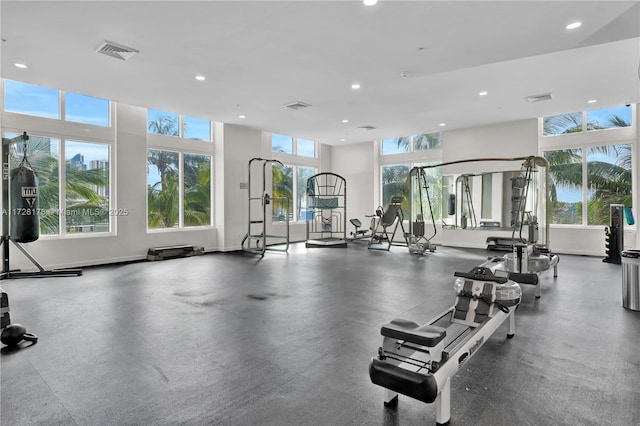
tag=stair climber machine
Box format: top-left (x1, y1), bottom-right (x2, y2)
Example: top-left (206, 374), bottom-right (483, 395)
top-left (369, 267), bottom-right (521, 425)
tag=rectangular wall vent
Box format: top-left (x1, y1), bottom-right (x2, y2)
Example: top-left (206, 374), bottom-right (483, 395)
top-left (525, 92), bottom-right (553, 103)
top-left (284, 101), bottom-right (311, 110)
top-left (96, 41), bottom-right (139, 61)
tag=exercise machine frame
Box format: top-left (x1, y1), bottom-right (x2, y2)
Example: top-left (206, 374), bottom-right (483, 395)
top-left (241, 157), bottom-right (290, 256)
top-left (305, 172), bottom-right (347, 248)
top-left (414, 155), bottom-right (551, 250)
top-left (368, 196), bottom-right (407, 251)
top-left (407, 167), bottom-right (437, 254)
top-left (1, 132), bottom-right (82, 279)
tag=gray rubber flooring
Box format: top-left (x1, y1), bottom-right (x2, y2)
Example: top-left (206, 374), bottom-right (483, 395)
top-left (1, 242), bottom-right (639, 425)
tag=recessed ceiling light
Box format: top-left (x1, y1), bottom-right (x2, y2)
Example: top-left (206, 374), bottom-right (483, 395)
top-left (363, 0), bottom-right (378, 5)
top-left (239, 115), bottom-right (246, 119)
top-left (566, 21), bottom-right (582, 30)
top-left (195, 75), bottom-right (205, 81)
top-left (587, 99), bottom-right (597, 104)
top-left (340, 138), bottom-right (346, 142)
top-left (439, 123), bottom-right (446, 127)
top-left (351, 83), bottom-right (361, 90)
top-left (479, 91), bottom-right (488, 96)
top-left (342, 119), bottom-right (349, 123)
top-left (14, 63), bottom-right (27, 69)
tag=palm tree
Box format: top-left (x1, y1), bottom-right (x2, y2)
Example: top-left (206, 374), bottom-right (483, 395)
top-left (148, 114), bottom-right (179, 136)
top-left (413, 132), bottom-right (443, 150)
top-left (271, 164), bottom-right (293, 221)
top-left (382, 165), bottom-right (410, 210)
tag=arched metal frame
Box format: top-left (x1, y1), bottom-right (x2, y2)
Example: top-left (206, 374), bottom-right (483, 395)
top-left (305, 172), bottom-right (347, 248)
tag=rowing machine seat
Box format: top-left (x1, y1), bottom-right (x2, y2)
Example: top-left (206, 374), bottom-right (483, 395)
top-left (381, 319), bottom-right (446, 347)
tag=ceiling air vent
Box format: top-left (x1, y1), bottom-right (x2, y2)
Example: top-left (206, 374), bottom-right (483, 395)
top-left (357, 125), bottom-right (377, 131)
top-left (95, 41), bottom-right (139, 61)
top-left (284, 101), bottom-right (311, 110)
top-left (525, 92), bottom-right (553, 103)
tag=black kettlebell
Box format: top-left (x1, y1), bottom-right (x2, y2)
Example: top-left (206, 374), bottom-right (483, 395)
top-left (1, 324), bottom-right (38, 347)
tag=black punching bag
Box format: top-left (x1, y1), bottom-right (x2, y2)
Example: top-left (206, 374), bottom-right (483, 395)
top-left (10, 157), bottom-right (40, 243)
top-left (448, 194), bottom-right (456, 216)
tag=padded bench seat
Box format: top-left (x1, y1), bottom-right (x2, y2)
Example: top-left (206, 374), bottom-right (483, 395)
top-left (381, 319), bottom-right (446, 347)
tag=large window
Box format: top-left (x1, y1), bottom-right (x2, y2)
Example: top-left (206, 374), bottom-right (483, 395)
top-left (544, 144), bottom-right (632, 226)
top-left (147, 149), bottom-right (179, 229)
top-left (5, 133), bottom-right (112, 235)
top-left (65, 141), bottom-right (110, 233)
top-left (542, 105), bottom-right (634, 226)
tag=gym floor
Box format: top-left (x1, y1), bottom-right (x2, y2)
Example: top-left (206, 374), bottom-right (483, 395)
top-left (1, 242), bottom-right (639, 425)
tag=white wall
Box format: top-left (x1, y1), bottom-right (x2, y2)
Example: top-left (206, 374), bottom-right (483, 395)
top-left (331, 141), bottom-right (376, 231)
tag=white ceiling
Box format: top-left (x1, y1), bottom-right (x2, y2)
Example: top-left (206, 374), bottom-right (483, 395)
top-left (1, 0), bottom-right (639, 145)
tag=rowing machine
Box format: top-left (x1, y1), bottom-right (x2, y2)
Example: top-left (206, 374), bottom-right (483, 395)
top-left (369, 267), bottom-right (521, 425)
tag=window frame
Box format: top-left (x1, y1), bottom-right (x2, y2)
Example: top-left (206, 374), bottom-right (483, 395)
top-left (539, 105), bottom-right (636, 228)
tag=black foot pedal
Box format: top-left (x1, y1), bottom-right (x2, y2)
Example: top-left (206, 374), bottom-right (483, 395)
top-left (453, 280), bottom-right (473, 320)
top-left (474, 283), bottom-right (494, 323)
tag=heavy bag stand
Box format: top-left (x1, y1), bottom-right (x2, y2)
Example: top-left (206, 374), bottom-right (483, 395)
top-left (1, 132), bottom-right (82, 279)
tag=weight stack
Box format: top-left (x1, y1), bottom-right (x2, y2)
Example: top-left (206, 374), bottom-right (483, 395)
top-left (0, 288), bottom-right (10, 329)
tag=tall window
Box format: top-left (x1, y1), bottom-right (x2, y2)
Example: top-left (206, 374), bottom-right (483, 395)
top-left (544, 149), bottom-right (583, 224)
top-left (147, 149), bottom-right (179, 229)
top-left (297, 166), bottom-right (316, 220)
top-left (65, 141), bottom-right (110, 233)
top-left (183, 154), bottom-right (212, 226)
top-left (146, 106), bottom-right (213, 231)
